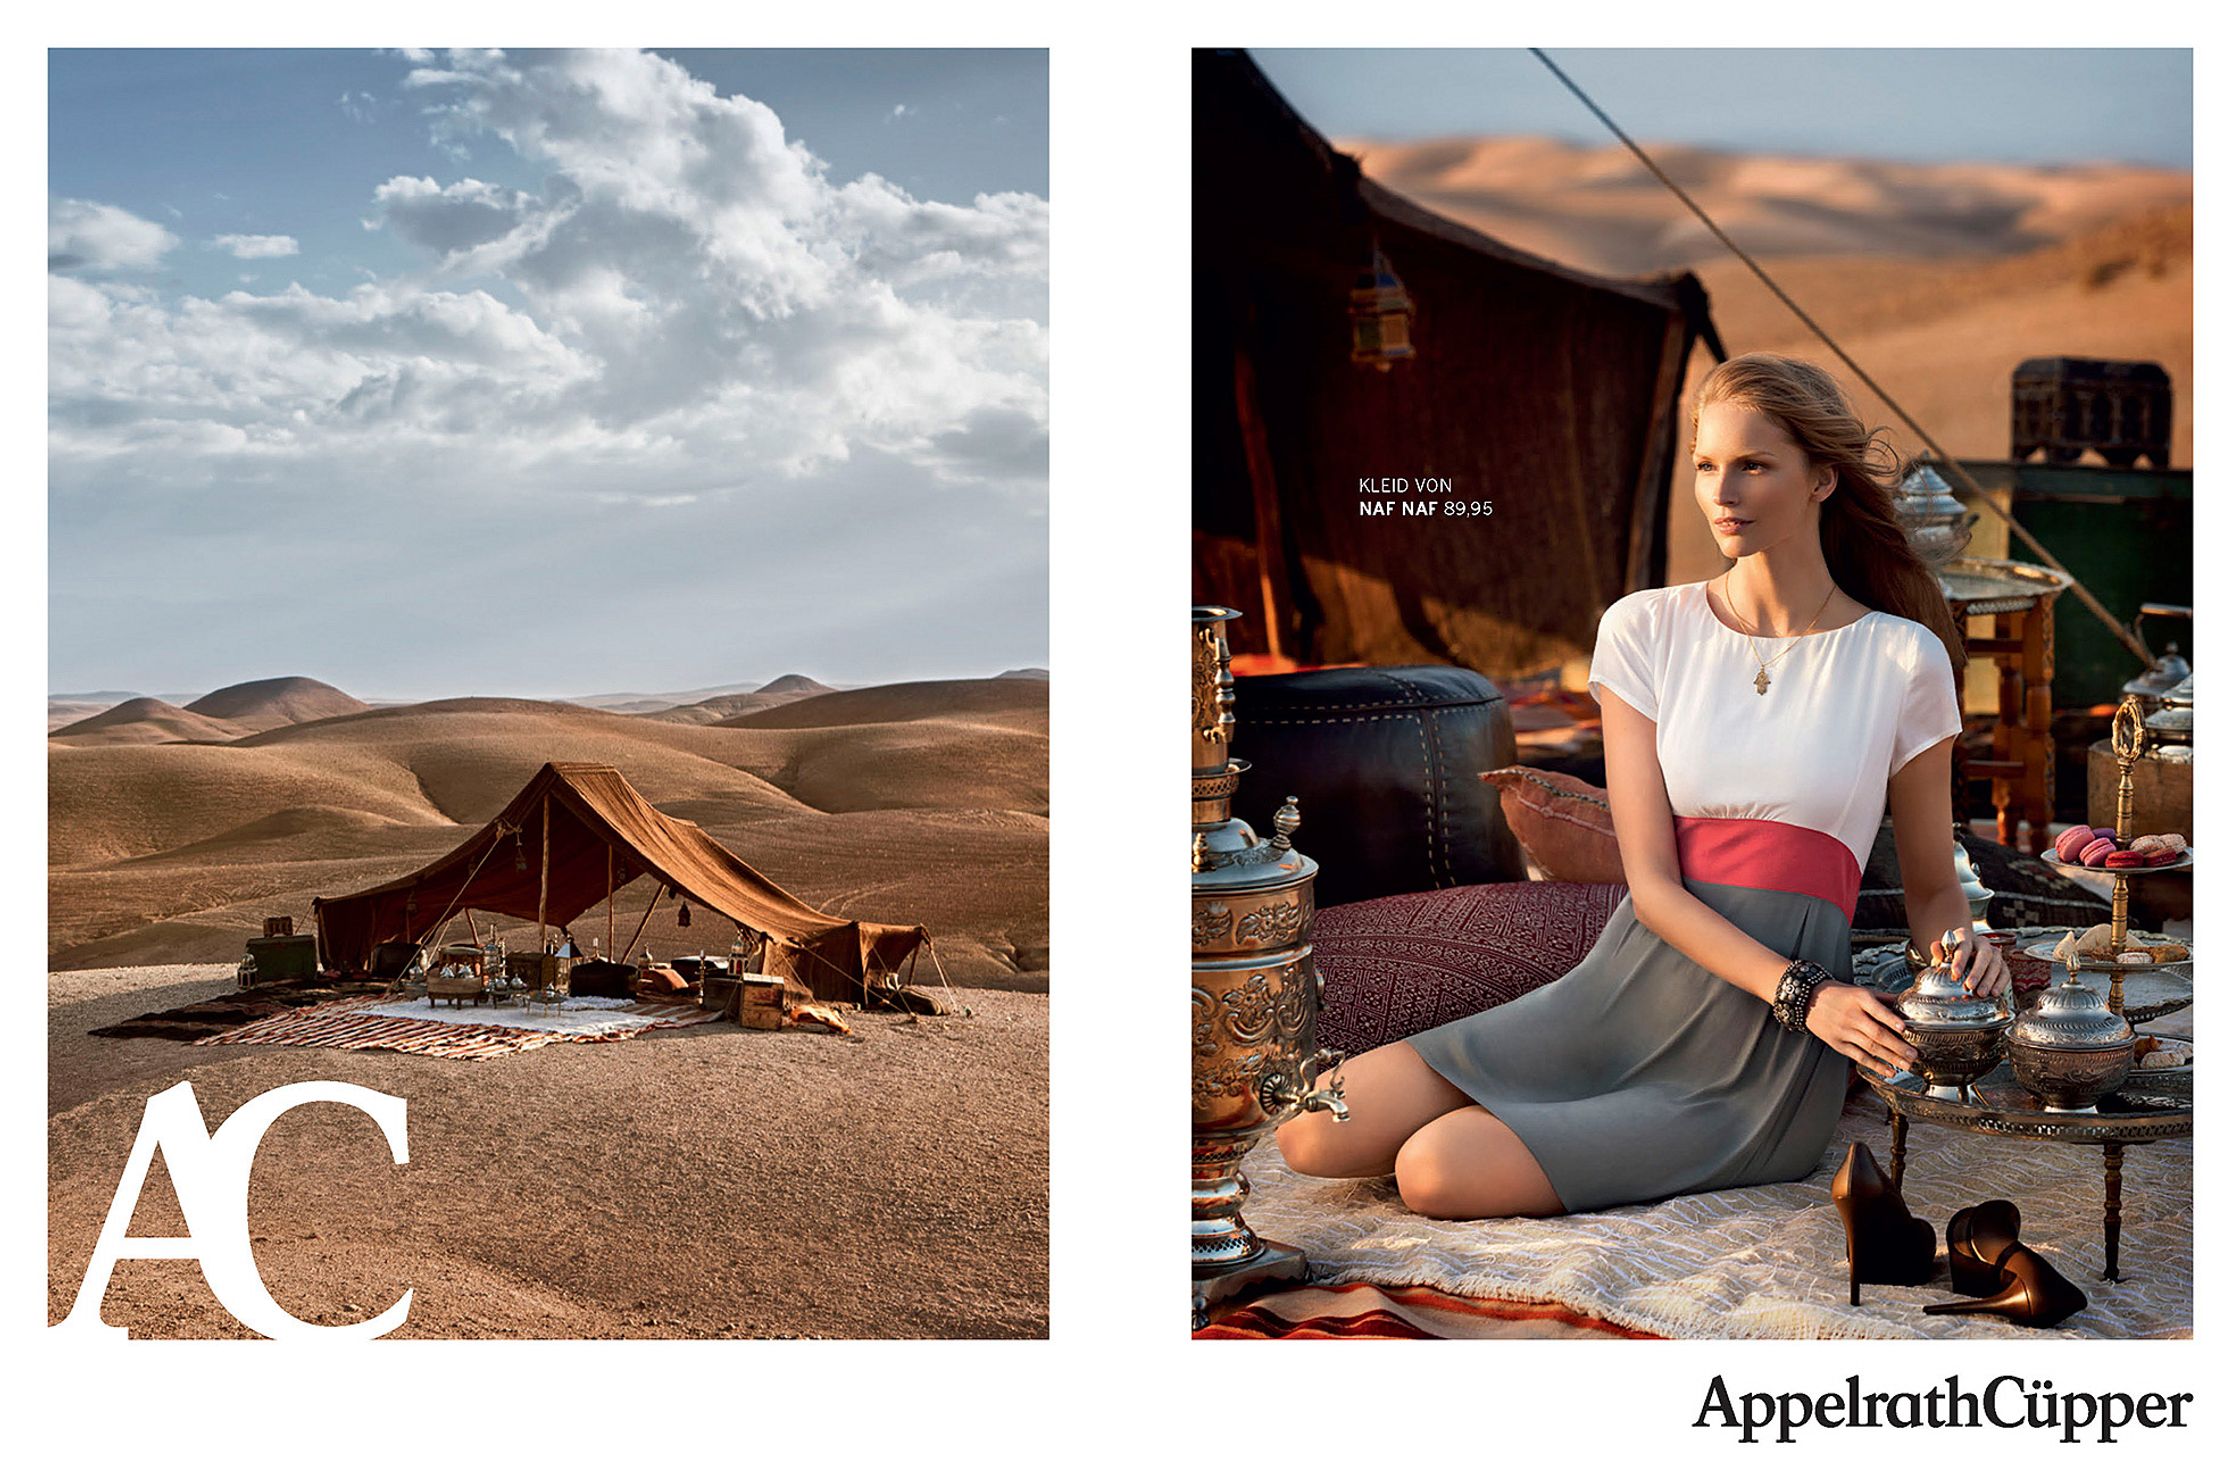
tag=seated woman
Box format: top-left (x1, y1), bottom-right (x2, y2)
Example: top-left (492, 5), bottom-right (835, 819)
top-left (1275, 353), bottom-right (2009, 1219)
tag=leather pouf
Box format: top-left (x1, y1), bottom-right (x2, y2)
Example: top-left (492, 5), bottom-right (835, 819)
top-left (1233, 665), bottom-right (1525, 906)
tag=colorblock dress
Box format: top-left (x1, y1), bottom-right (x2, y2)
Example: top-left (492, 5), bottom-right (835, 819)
top-left (1407, 580), bottom-right (1963, 1211)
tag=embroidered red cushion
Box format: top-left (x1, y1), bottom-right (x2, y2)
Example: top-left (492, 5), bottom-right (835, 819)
top-left (1311, 881), bottom-right (1629, 1058)
top-left (1480, 766), bottom-right (1625, 884)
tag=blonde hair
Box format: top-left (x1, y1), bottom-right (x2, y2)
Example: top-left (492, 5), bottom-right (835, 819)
top-left (1693, 353), bottom-right (1963, 671)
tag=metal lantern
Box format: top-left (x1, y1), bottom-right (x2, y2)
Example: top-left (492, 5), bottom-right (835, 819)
top-left (1348, 245), bottom-right (1415, 370)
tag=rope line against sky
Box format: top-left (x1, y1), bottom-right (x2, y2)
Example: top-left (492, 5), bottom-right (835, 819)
top-left (1526, 47), bottom-right (2155, 668)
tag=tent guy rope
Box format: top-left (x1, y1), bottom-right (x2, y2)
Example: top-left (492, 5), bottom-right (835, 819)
top-left (1527, 47), bottom-right (2154, 668)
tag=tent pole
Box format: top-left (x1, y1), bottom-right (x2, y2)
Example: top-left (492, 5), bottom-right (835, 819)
top-left (619, 884), bottom-right (663, 964)
top-left (537, 794), bottom-right (550, 958)
top-left (606, 847), bottom-right (615, 960)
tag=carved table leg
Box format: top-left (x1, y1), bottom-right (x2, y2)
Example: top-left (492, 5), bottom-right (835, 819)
top-left (1889, 1108), bottom-right (1909, 1195)
top-left (2103, 1143), bottom-right (2124, 1282)
top-left (2022, 594), bottom-right (2056, 856)
top-left (1993, 610), bottom-right (2023, 848)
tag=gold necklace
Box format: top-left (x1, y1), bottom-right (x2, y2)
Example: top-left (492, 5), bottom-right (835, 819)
top-left (1724, 571), bottom-right (1838, 696)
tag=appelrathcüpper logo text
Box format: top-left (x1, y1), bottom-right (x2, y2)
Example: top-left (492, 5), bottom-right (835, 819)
top-left (1696, 1374), bottom-right (2192, 1445)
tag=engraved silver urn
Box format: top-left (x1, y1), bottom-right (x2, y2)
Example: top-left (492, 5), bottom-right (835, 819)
top-left (1895, 958), bottom-right (2010, 1102)
top-left (2007, 967), bottom-right (2135, 1112)
top-left (1191, 606), bottom-right (1346, 1326)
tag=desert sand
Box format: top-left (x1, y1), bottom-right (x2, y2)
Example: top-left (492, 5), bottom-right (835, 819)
top-left (49, 672), bottom-right (1049, 1337)
top-left (50, 965), bottom-right (1047, 1338)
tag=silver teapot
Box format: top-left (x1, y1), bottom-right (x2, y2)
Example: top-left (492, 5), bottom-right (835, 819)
top-left (2007, 965), bottom-right (2134, 1112)
top-left (1894, 944), bottom-right (2009, 1101)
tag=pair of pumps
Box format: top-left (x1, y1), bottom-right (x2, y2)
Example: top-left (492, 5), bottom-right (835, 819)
top-left (1829, 1142), bottom-right (2087, 1328)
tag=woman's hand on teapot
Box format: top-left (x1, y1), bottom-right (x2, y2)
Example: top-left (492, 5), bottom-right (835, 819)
top-left (1805, 984), bottom-right (1915, 1080)
top-left (1928, 927), bottom-right (2010, 999)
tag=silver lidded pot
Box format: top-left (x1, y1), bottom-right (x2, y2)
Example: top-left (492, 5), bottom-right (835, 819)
top-left (1895, 937), bottom-right (2010, 1101)
top-left (1894, 462), bottom-right (1977, 569)
top-left (2007, 960), bottom-right (2135, 1112)
top-left (2143, 674), bottom-right (2192, 761)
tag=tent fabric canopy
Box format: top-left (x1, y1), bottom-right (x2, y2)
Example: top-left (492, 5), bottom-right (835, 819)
top-left (313, 762), bottom-right (926, 999)
top-left (1193, 50), bottom-right (1724, 679)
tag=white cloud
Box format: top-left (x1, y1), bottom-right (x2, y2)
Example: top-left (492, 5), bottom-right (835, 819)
top-left (52, 47), bottom-right (1048, 505)
top-left (211, 233), bottom-right (301, 259)
top-left (49, 198), bottom-right (177, 273)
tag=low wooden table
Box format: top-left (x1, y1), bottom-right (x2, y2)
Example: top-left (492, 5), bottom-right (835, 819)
top-left (1940, 558), bottom-right (2073, 854)
top-left (426, 979), bottom-right (487, 1008)
top-left (1858, 1063), bottom-right (2190, 1283)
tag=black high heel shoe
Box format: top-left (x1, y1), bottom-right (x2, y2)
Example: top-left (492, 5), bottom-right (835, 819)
top-left (1924, 1244), bottom-right (2088, 1329)
top-left (1829, 1142), bottom-right (1937, 1307)
top-left (1946, 1199), bottom-right (2023, 1298)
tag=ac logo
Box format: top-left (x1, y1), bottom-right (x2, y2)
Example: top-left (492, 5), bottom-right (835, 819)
top-left (56, 1080), bottom-right (413, 1341)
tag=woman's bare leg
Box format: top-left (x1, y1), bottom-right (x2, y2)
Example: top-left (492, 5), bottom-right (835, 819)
top-left (1392, 1106), bottom-right (1565, 1220)
top-left (1274, 1041), bottom-right (1470, 1179)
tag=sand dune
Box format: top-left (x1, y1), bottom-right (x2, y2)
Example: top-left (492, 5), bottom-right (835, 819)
top-left (49, 677), bottom-right (1049, 986)
top-left (48, 700), bottom-right (116, 732)
top-left (757, 673), bottom-right (832, 695)
top-left (51, 697), bottom-right (253, 746)
top-left (185, 675), bottom-right (367, 729)
top-left (641, 692), bottom-right (808, 724)
top-left (719, 677), bottom-right (1048, 732)
top-left (1345, 136), bottom-right (2192, 277)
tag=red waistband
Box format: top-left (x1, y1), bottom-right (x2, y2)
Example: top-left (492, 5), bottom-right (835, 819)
top-left (1673, 816), bottom-right (1860, 922)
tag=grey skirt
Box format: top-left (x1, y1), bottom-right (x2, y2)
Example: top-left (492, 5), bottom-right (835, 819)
top-left (1406, 877), bottom-right (1854, 1212)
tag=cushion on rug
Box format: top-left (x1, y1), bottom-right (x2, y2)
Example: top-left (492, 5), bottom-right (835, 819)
top-left (1479, 767), bottom-right (1624, 884)
top-left (1312, 881), bottom-right (1629, 1058)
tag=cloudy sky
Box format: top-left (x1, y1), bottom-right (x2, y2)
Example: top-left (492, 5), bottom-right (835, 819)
top-left (49, 49), bottom-right (1048, 699)
top-left (1255, 49), bottom-right (2191, 168)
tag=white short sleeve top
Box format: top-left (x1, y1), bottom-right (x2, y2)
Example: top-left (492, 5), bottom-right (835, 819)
top-left (1588, 581), bottom-right (1962, 872)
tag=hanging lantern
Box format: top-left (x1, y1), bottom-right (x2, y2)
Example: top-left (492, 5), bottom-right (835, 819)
top-left (1348, 244), bottom-right (1415, 370)
top-left (513, 828), bottom-right (529, 873)
top-left (677, 898), bottom-right (692, 928)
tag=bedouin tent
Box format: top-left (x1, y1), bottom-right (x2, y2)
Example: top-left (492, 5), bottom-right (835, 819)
top-left (1193, 49), bottom-right (1727, 679)
top-left (313, 762), bottom-right (927, 1003)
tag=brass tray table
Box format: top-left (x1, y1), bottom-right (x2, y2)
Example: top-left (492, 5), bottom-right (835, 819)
top-left (1855, 929), bottom-right (2192, 1024)
top-left (1859, 1063), bottom-right (2190, 1283)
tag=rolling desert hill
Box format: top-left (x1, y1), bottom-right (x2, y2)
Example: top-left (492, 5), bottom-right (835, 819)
top-left (757, 674), bottom-right (833, 695)
top-left (1340, 137), bottom-right (2191, 584)
top-left (48, 676), bottom-right (1049, 985)
top-left (50, 697), bottom-right (253, 747)
top-left (184, 675), bottom-right (368, 729)
top-left (719, 677), bottom-right (1048, 732)
top-left (1343, 137), bottom-right (2192, 277)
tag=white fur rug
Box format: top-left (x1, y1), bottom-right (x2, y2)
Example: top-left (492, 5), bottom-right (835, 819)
top-left (1237, 1095), bottom-right (2191, 1339)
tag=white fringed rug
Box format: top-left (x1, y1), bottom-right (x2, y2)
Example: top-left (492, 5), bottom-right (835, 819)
top-left (1237, 1094), bottom-right (2191, 1339)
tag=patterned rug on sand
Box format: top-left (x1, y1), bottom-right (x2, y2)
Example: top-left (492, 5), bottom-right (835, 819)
top-left (196, 997), bottom-right (721, 1060)
top-left (1236, 1094), bottom-right (2191, 1339)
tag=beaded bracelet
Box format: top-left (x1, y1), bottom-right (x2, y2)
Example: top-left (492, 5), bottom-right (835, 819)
top-left (1771, 959), bottom-right (1832, 1033)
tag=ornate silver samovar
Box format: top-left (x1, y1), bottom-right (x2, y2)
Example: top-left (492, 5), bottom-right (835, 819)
top-left (1191, 606), bottom-right (1346, 1325)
